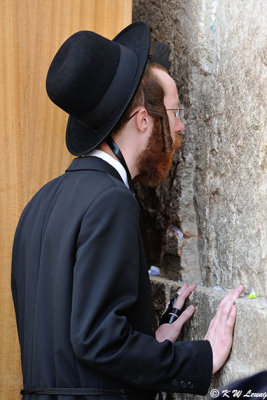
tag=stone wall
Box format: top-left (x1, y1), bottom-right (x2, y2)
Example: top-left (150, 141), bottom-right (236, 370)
top-left (151, 277), bottom-right (267, 400)
top-left (133, 0), bottom-right (266, 296)
top-left (133, 0), bottom-right (267, 397)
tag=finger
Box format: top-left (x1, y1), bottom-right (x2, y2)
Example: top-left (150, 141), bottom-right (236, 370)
top-left (167, 283), bottom-right (188, 310)
top-left (220, 285), bottom-right (244, 307)
top-left (175, 284), bottom-right (196, 308)
top-left (174, 305), bottom-right (195, 327)
top-left (226, 304), bottom-right (237, 330)
top-left (177, 282), bottom-right (189, 296)
top-left (217, 285), bottom-right (244, 321)
top-left (165, 283), bottom-right (189, 312)
top-left (174, 284), bottom-right (196, 310)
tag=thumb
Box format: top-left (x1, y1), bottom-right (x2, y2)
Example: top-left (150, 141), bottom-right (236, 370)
top-left (174, 305), bottom-right (195, 328)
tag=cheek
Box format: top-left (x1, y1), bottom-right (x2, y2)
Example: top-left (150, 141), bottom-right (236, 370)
top-left (170, 128), bottom-right (175, 142)
top-left (170, 122), bottom-right (177, 143)
top-left (168, 118), bottom-right (175, 138)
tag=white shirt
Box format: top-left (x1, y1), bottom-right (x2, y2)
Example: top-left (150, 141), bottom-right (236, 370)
top-left (88, 149), bottom-right (129, 189)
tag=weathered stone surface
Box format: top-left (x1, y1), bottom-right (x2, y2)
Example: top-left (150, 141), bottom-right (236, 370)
top-left (151, 277), bottom-right (267, 399)
top-left (133, 0), bottom-right (267, 297)
top-left (133, 1), bottom-right (267, 395)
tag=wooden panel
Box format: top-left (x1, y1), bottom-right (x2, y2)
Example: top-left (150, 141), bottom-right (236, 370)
top-left (0, 1), bottom-right (132, 398)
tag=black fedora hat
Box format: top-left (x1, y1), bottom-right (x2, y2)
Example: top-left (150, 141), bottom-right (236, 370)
top-left (46, 22), bottom-right (150, 156)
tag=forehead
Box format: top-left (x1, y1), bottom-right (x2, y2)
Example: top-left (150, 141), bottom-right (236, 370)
top-left (153, 67), bottom-right (179, 106)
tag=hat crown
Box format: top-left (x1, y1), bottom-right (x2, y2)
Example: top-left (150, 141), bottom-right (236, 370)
top-left (46, 31), bottom-right (121, 119)
top-left (46, 22), bottom-right (150, 155)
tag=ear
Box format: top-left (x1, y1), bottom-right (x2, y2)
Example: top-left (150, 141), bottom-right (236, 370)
top-left (136, 107), bottom-right (153, 133)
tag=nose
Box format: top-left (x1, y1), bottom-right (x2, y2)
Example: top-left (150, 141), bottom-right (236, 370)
top-left (175, 118), bottom-right (185, 134)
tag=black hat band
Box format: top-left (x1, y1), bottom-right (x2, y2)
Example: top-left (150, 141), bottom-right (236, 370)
top-left (77, 45), bottom-right (139, 130)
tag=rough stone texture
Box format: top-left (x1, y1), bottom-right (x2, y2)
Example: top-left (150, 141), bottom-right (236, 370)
top-left (151, 277), bottom-right (267, 400)
top-left (133, 0), bottom-right (267, 296)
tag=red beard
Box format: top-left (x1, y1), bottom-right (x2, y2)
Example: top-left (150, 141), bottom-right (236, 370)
top-left (134, 122), bottom-right (182, 187)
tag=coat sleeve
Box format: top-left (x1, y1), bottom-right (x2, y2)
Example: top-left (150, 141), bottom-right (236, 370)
top-left (70, 186), bottom-right (212, 394)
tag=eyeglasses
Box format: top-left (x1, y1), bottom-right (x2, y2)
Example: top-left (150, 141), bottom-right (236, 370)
top-left (165, 106), bottom-right (185, 119)
top-left (126, 110), bottom-right (139, 122)
top-left (127, 105), bottom-right (185, 122)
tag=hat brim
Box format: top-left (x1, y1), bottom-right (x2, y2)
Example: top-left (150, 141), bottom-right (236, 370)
top-left (66, 22), bottom-right (150, 156)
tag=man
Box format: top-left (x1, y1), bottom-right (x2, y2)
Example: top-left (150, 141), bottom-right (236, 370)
top-left (11, 22), bottom-right (243, 400)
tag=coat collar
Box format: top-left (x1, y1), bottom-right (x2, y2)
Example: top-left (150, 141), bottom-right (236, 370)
top-left (65, 156), bottom-right (124, 185)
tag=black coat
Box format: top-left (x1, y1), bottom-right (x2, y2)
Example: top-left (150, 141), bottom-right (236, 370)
top-left (11, 156), bottom-right (212, 400)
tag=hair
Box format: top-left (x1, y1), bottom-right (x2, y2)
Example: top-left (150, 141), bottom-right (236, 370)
top-left (113, 63), bottom-right (173, 153)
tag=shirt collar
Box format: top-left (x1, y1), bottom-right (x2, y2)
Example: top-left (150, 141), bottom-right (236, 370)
top-left (87, 149), bottom-right (129, 189)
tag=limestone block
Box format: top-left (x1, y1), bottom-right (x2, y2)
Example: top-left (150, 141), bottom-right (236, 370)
top-left (151, 276), bottom-right (267, 399)
top-left (133, 0), bottom-right (267, 296)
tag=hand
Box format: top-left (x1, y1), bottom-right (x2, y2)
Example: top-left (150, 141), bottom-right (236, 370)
top-left (155, 283), bottom-right (196, 343)
top-left (204, 285), bottom-right (244, 374)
